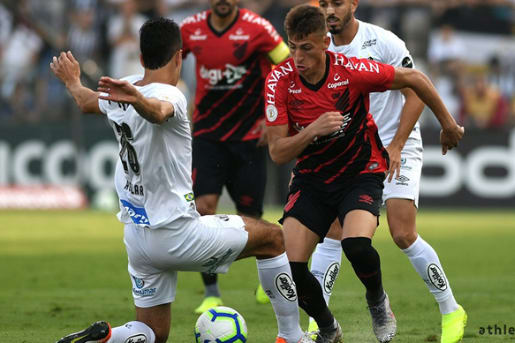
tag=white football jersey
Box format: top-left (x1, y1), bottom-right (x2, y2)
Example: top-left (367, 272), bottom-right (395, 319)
top-left (328, 20), bottom-right (422, 146)
top-left (99, 75), bottom-right (198, 229)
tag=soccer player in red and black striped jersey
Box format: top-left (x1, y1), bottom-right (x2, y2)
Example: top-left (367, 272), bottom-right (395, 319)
top-left (180, 0), bottom-right (290, 314)
top-left (265, 5), bottom-right (463, 342)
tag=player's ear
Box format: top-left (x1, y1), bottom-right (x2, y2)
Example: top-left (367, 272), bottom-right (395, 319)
top-left (352, 0), bottom-right (359, 14)
top-left (323, 35), bottom-right (331, 50)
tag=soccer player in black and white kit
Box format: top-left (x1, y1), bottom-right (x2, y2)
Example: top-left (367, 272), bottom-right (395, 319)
top-left (51, 18), bottom-right (307, 343)
top-left (309, 1), bottom-right (467, 343)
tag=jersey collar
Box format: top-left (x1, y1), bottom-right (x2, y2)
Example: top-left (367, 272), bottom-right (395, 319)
top-left (207, 9), bottom-right (240, 37)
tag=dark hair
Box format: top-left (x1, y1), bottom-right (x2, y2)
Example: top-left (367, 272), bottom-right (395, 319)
top-left (284, 5), bottom-right (327, 40)
top-left (139, 17), bottom-right (182, 70)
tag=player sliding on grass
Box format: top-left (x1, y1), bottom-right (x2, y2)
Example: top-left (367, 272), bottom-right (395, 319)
top-left (265, 4), bottom-right (464, 343)
top-left (307, 1), bottom-right (467, 342)
top-left (51, 17), bottom-right (311, 343)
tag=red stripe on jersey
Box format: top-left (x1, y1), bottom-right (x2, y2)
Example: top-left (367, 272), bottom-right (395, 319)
top-left (284, 190), bottom-right (301, 212)
top-left (324, 145), bottom-right (364, 184)
top-left (193, 76), bottom-right (261, 137)
top-left (220, 86), bottom-right (263, 141)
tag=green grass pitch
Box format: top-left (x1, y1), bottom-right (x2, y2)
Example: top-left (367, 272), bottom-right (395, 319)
top-left (2, 208), bottom-right (514, 342)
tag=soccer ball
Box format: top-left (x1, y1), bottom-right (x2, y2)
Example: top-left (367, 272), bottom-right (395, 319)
top-left (194, 306), bottom-right (248, 343)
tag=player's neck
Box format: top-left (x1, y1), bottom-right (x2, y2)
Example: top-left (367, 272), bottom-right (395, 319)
top-left (332, 17), bottom-right (359, 46)
top-left (209, 8), bottom-right (238, 32)
top-left (138, 67), bottom-right (178, 87)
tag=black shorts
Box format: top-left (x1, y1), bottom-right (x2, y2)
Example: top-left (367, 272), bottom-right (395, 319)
top-left (192, 138), bottom-right (267, 217)
top-left (280, 173), bottom-right (384, 240)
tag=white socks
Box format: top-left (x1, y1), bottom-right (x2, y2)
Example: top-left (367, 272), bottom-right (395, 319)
top-left (310, 238), bottom-right (343, 305)
top-left (106, 321), bottom-right (156, 343)
top-left (402, 235), bottom-right (459, 314)
top-left (256, 252), bottom-right (303, 343)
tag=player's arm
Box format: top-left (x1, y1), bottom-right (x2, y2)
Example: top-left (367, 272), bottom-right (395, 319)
top-left (267, 112), bottom-right (344, 164)
top-left (390, 67), bottom-right (464, 154)
top-left (97, 77), bottom-right (174, 124)
top-left (50, 51), bottom-right (102, 114)
top-left (385, 87), bottom-right (424, 181)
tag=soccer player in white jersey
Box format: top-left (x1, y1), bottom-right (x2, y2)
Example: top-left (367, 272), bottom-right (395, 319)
top-left (307, 1), bottom-right (467, 343)
top-left (50, 18), bottom-right (309, 343)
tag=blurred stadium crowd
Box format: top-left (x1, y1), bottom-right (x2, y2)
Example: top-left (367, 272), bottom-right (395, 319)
top-left (0, 0), bottom-right (513, 129)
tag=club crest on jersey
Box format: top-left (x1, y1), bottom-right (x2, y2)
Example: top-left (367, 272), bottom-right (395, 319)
top-left (190, 28), bottom-right (207, 41)
top-left (266, 104), bottom-right (278, 122)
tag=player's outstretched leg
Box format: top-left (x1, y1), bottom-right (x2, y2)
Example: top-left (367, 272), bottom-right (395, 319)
top-left (194, 272), bottom-right (223, 314)
top-left (386, 199), bottom-right (466, 343)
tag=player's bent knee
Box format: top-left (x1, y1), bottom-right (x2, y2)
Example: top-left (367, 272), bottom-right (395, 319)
top-left (267, 224), bottom-right (285, 255)
top-left (391, 230), bottom-right (417, 249)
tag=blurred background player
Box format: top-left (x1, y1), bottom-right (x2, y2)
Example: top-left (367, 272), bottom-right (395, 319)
top-left (265, 4), bottom-right (463, 343)
top-left (51, 17), bottom-right (306, 343)
top-left (308, 1), bottom-right (467, 342)
top-left (180, 0), bottom-right (290, 313)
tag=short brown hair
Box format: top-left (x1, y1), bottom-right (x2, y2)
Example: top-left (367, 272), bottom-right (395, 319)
top-left (284, 4), bottom-right (327, 40)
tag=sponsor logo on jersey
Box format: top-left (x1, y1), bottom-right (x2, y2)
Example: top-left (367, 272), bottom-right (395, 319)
top-left (190, 28), bottom-right (207, 41)
top-left (402, 56), bottom-right (414, 68)
top-left (275, 273), bottom-right (297, 301)
top-left (229, 28), bottom-right (250, 41)
top-left (215, 214), bottom-right (230, 221)
top-left (200, 64), bottom-right (247, 85)
top-left (361, 39), bottom-right (377, 49)
top-left (131, 276), bottom-right (156, 298)
top-left (266, 104), bottom-right (278, 122)
top-left (328, 75), bottom-right (349, 89)
top-left (427, 263), bottom-right (447, 291)
top-left (323, 262), bottom-right (340, 295)
top-left (400, 157), bottom-right (412, 170)
top-left (125, 334), bottom-right (147, 343)
top-left (120, 199), bottom-right (150, 226)
top-left (368, 162), bottom-right (379, 170)
top-left (241, 11), bottom-right (280, 41)
top-left (334, 55), bottom-right (380, 73)
top-left (265, 61), bottom-right (294, 105)
top-left (288, 81), bottom-right (302, 94)
top-left (395, 175), bottom-right (410, 185)
top-left (132, 275), bottom-right (145, 289)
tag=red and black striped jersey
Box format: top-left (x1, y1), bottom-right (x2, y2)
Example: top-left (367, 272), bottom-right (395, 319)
top-left (181, 8), bottom-right (289, 141)
top-left (265, 51), bottom-right (395, 187)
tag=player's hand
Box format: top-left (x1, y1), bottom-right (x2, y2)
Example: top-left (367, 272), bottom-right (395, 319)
top-left (50, 51), bottom-right (81, 87)
top-left (97, 76), bottom-right (140, 105)
top-left (440, 124), bottom-right (464, 155)
top-left (309, 111), bottom-right (344, 138)
top-left (385, 144), bottom-right (402, 182)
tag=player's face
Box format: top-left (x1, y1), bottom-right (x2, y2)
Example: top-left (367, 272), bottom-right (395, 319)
top-left (210, 0), bottom-right (239, 18)
top-left (319, 0), bottom-right (357, 34)
top-left (288, 33), bottom-right (330, 78)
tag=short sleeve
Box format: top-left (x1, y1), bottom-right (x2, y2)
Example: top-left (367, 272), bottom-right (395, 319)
top-left (98, 95), bottom-right (109, 114)
top-left (254, 16), bottom-right (286, 61)
top-left (383, 30), bottom-right (415, 69)
top-left (151, 86), bottom-right (188, 121)
top-left (348, 57), bottom-right (395, 94)
top-left (264, 71), bottom-right (288, 126)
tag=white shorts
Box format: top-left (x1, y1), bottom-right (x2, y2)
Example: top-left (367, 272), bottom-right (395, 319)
top-left (124, 214), bottom-right (248, 308)
top-left (382, 140), bottom-right (423, 207)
